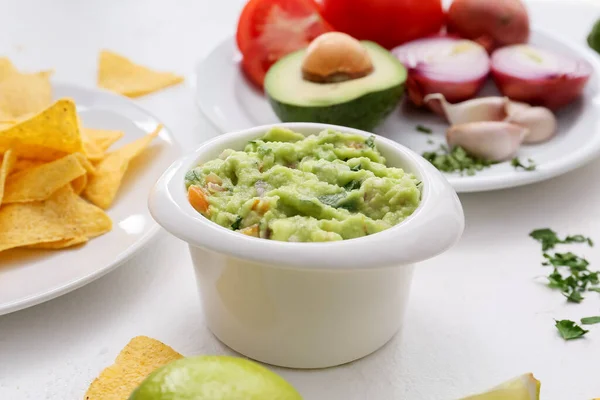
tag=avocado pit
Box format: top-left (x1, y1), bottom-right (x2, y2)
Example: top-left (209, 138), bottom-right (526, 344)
top-left (301, 32), bottom-right (374, 83)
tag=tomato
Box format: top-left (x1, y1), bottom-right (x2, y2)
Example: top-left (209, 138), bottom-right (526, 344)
top-left (320, 0), bottom-right (445, 50)
top-left (236, 0), bottom-right (333, 88)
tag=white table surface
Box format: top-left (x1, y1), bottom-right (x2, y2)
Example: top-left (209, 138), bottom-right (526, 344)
top-left (1, 0), bottom-right (600, 399)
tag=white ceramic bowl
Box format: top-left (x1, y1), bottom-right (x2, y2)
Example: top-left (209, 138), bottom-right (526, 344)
top-left (149, 123), bottom-right (464, 369)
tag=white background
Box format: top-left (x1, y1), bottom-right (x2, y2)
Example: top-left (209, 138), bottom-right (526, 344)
top-left (2, 0), bottom-right (600, 399)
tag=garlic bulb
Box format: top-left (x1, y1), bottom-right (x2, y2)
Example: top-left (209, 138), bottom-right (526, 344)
top-left (446, 121), bottom-right (528, 162)
top-left (506, 106), bottom-right (557, 144)
top-left (424, 93), bottom-right (511, 125)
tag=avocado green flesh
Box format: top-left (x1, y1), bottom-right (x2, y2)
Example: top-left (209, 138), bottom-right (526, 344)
top-left (264, 41), bottom-right (407, 131)
top-left (185, 127), bottom-right (421, 243)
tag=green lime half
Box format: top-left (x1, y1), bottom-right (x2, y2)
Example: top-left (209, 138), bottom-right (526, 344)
top-left (129, 355), bottom-right (302, 400)
top-left (461, 373), bottom-right (541, 400)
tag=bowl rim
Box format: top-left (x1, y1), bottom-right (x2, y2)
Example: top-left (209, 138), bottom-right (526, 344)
top-left (148, 122), bottom-right (464, 270)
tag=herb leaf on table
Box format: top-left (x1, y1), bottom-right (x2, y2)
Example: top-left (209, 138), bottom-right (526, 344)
top-left (555, 319), bottom-right (588, 340)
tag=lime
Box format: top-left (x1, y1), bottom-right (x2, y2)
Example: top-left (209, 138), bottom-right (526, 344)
top-left (461, 373), bottom-right (541, 400)
top-left (128, 355), bottom-right (302, 400)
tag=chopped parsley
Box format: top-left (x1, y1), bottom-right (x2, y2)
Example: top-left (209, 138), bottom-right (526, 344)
top-left (581, 316), bottom-right (600, 325)
top-left (231, 216), bottom-right (243, 230)
top-left (416, 124), bottom-right (433, 134)
top-left (530, 228), bottom-right (593, 251)
top-left (422, 145), bottom-right (494, 176)
top-left (318, 192), bottom-right (347, 208)
top-left (350, 164), bottom-right (362, 172)
top-left (511, 157), bottom-right (536, 171)
top-left (589, 287), bottom-right (600, 293)
top-left (343, 180), bottom-right (362, 191)
top-left (365, 136), bottom-right (375, 149)
top-left (555, 319), bottom-right (588, 340)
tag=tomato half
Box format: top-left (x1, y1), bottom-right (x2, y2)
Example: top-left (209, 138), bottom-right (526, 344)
top-left (320, 0), bottom-right (445, 49)
top-left (236, 0), bottom-right (333, 88)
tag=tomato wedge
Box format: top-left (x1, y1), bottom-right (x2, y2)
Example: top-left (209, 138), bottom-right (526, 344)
top-left (236, 0), bottom-right (333, 88)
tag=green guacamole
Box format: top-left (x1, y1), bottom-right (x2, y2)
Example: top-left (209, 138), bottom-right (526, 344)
top-left (185, 127), bottom-right (421, 242)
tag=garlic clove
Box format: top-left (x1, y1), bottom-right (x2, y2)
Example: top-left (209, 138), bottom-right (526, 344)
top-left (446, 121), bottom-right (528, 162)
top-left (506, 106), bottom-right (557, 144)
top-left (424, 93), bottom-right (516, 125)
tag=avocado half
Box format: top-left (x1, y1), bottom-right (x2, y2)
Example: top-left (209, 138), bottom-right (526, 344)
top-left (264, 41), bottom-right (407, 131)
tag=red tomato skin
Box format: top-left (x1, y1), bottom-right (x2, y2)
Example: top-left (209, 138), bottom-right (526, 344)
top-left (236, 0), bottom-right (333, 88)
top-left (319, 0), bottom-right (445, 49)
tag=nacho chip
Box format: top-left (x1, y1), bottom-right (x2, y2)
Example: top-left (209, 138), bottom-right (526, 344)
top-left (0, 186), bottom-right (111, 252)
top-left (82, 138), bottom-right (104, 162)
top-left (98, 50), bottom-right (184, 98)
top-left (71, 173), bottom-right (88, 195)
top-left (0, 71), bottom-right (52, 119)
top-left (10, 159), bottom-right (45, 175)
top-left (3, 154), bottom-right (86, 203)
top-left (74, 152), bottom-right (96, 175)
top-left (85, 336), bottom-right (183, 400)
top-left (84, 125), bottom-right (161, 209)
top-left (0, 149), bottom-right (16, 205)
top-left (28, 236), bottom-right (88, 249)
top-left (0, 99), bottom-right (84, 160)
top-left (0, 57), bottom-right (17, 80)
top-left (83, 127), bottom-right (124, 152)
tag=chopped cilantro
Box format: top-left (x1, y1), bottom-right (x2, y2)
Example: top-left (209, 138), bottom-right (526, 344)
top-left (511, 157), bottom-right (536, 171)
top-left (350, 164), bottom-right (362, 172)
top-left (563, 289), bottom-right (584, 303)
top-left (555, 319), bottom-right (588, 340)
top-left (422, 145), bottom-right (494, 176)
top-left (343, 180), bottom-right (362, 191)
top-left (426, 139), bottom-right (435, 145)
top-left (365, 136), bottom-right (375, 149)
top-left (589, 287), bottom-right (600, 293)
top-left (231, 216), bottom-right (243, 230)
top-left (318, 192), bottom-right (347, 208)
top-left (581, 316), bottom-right (600, 325)
top-left (530, 228), bottom-right (593, 251)
top-left (416, 124), bottom-right (433, 134)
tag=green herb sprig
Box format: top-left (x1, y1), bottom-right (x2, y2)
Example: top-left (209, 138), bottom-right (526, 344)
top-left (555, 320), bottom-right (588, 340)
top-left (511, 157), bottom-right (536, 171)
top-left (416, 124), bottom-right (433, 134)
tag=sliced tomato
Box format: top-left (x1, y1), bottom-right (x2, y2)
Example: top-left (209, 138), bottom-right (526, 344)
top-left (236, 0), bottom-right (333, 88)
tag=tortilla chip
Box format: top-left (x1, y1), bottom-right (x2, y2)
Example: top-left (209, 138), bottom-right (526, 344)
top-left (28, 236), bottom-right (88, 249)
top-left (10, 159), bottom-right (45, 175)
top-left (85, 336), bottom-right (183, 400)
top-left (0, 149), bottom-right (16, 205)
top-left (0, 71), bottom-right (52, 119)
top-left (83, 128), bottom-right (124, 152)
top-left (84, 125), bottom-right (161, 209)
top-left (74, 152), bottom-right (96, 175)
top-left (0, 99), bottom-right (84, 161)
top-left (0, 57), bottom-right (17, 81)
top-left (71, 173), bottom-right (88, 195)
top-left (3, 154), bottom-right (86, 203)
top-left (98, 50), bottom-right (184, 98)
top-left (82, 139), bottom-right (104, 162)
top-left (0, 186), bottom-right (111, 252)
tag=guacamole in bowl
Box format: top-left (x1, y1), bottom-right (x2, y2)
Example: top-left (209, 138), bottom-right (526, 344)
top-left (184, 127), bottom-right (421, 242)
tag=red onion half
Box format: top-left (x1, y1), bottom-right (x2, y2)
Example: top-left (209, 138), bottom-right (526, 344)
top-left (491, 44), bottom-right (592, 110)
top-left (392, 36), bottom-right (490, 107)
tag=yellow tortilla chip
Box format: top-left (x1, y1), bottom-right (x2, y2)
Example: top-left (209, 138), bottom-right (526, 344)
top-left (98, 50), bottom-right (184, 98)
top-left (0, 71), bottom-right (52, 119)
top-left (3, 154), bottom-right (86, 203)
top-left (85, 336), bottom-right (183, 400)
top-left (71, 173), bottom-right (88, 195)
top-left (28, 236), bottom-right (88, 249)
top-left (83, 127), bottom-right (124, 152)
top-left (84, 125), bottom-right (161, 209)
top-left (0, 57), bottom-right (17, 80)
top-left (10, 159), bottom-right (45, 175)
top-left (74, 152), bottom-right (96, 175)
top-left (0, 186), bottom-right (112, 252)
top-left (0, 149), bottom-right (16, 205)
top-left (0, 98), bottom-right (84, 161)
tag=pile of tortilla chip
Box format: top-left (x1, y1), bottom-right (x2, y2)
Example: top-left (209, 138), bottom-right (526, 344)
top-left (85, 336), bottom-right (183, 400)
top-left (0, 59), bottom-right (161, 252)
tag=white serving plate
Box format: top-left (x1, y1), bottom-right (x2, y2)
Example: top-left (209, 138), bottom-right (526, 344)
top-left (0, 83), bottom-right (180, 315)
top-left (195, 28), bottom-right (600, 193)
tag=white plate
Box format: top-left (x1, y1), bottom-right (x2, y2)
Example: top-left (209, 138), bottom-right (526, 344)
top-left (196, 28), bottom-right (600, 192)
top-left (0, 83), bottom-right (180, 315)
